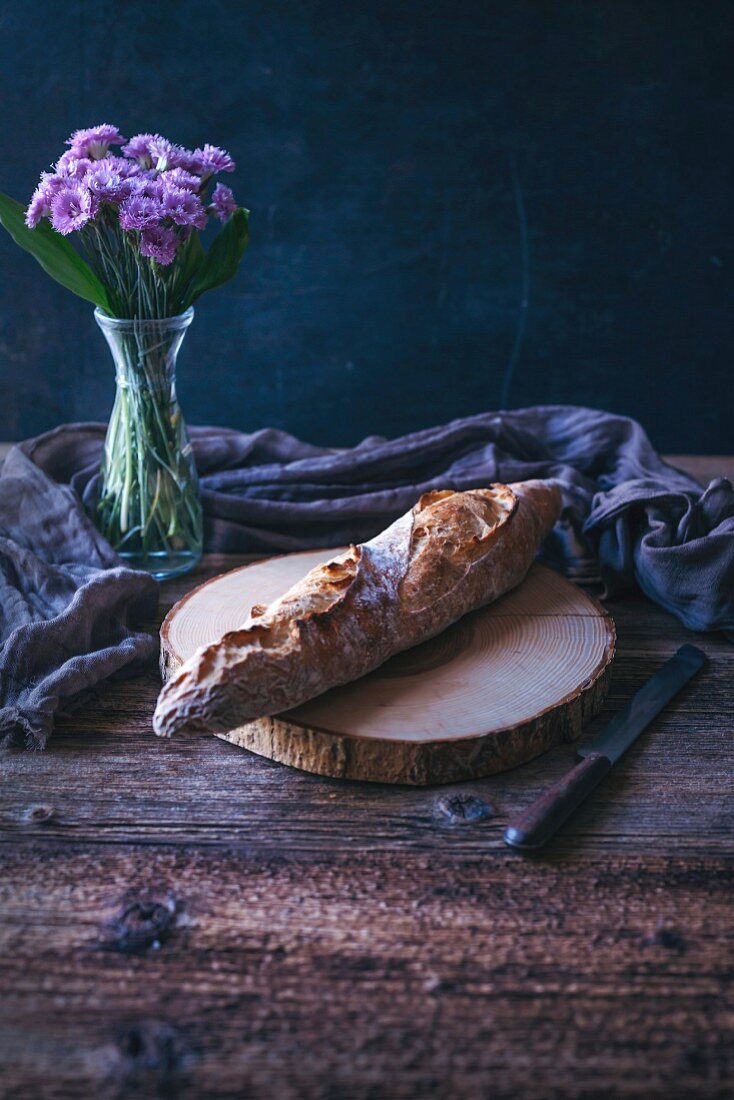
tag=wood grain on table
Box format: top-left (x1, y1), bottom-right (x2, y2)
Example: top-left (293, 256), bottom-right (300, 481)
top-left (0, 455), bottom-right (733, 1099)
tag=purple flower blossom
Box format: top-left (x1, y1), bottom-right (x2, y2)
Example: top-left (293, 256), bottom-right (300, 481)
top-left (139, 225), bottom-right (178, 265)
top-left (40, 171), bottom-right (66, 196)
top-left (122, 133), bottom-right (161, 167)
top-left (55, 151), bottom-right (94, 181)
top-left (114, 158), bottom-right (144, 180)
top-left (25, 186), bottom-right (51, 227)
top-left (85, 161), bottom-right (134, 203)
top-left (118, 193), bottom-right (163, 230)
top-left (122, 133), bottom-right (196, 172)
top-left (65, 124), bottom-right (126, 159)
top-left (145, 136), bottom-right (174, 170)
top-left (209, 182), bottom-right (237, 223)
top-left (127, 174), bottom-right (165, 201)
top-left (49, 185), bottom-right (97, 235)
top-left (160, 167), bottom-right (201, 193)
top-left (99, 155), bottom-right (143, 181)
top-left (27, 172), bottom-right (67, 225)
top-left (191, 143), bottom-right (236, 176)
top-left (161, 187), bottom-right (207, 229)
top-left (148, 136), bottom-right (195, 172)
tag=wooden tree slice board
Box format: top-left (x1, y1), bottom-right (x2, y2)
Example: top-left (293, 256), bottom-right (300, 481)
top-left (161, 550), bottom-right (615, 785)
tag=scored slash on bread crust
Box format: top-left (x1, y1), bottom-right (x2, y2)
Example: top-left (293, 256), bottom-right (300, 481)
top-left (153, 480), bottom-right (562, 739)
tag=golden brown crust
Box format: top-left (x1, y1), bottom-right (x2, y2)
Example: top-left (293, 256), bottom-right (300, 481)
top-left (153, 480), bottom-right (562, 738)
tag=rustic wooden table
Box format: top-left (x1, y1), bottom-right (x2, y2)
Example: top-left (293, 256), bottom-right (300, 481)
top-left (1, 455), bottom-right (732, 1099)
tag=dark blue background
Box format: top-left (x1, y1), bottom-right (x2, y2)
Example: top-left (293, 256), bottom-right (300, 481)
top-left (1, 0), bottom-right (732, 451)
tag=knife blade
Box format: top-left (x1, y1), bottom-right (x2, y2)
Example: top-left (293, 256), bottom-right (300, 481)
top-left (503, 644), bottom-right (707, 852)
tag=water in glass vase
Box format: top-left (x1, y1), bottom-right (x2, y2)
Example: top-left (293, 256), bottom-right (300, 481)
top-left (95, 307), bottom-right (203, 580)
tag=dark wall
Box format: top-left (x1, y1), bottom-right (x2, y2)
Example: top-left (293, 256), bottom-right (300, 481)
top-left (1, 0), bottom-right (732, 452)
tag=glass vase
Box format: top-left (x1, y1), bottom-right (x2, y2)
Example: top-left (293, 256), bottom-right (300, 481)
top-left (95, 307), bottom-right (203, 580)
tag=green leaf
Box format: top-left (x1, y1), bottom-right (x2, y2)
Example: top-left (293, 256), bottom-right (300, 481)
top-left (172, 229), bottom-right (205, 307)
top-left (184, 208), bottom-right (249, 308)
top-left (0, 192), bottom-right (110, 310)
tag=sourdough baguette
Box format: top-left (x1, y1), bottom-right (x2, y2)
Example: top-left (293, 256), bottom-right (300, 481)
top-left (153, 480), bottom-right (561, 737)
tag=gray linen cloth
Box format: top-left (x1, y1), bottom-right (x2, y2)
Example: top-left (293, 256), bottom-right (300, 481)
top-left (2, 405), bottom-right (732, 749)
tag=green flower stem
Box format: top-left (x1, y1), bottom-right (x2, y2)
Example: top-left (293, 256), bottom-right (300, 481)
top-left (119, 386), bottom-right (132, 533)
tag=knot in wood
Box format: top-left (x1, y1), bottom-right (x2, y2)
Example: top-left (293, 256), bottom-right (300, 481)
top-left (104, 898), bottom-right (175, 954)
top-left (22, 804), bottom-right (54, 824)
top-left (112, 1022), bottom-right (191, 1093)
top-left (436, 792), bottom-right (492, 824)
top-left (644, 921), bottom-right (687, 953)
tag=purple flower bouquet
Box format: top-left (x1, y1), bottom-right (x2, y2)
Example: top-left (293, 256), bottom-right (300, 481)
top-left (0, 124), bottom-right (250, 578)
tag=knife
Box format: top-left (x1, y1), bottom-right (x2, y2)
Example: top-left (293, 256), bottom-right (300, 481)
top-left (503, 644), bottom-right (707, 852)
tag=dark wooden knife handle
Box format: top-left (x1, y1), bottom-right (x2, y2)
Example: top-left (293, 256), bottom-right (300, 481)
top-left (503, 752), bottom-right (612, 852)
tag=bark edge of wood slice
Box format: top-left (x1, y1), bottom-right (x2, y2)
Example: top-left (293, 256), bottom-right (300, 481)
top-left (160, 551), bottom-right (616, 786)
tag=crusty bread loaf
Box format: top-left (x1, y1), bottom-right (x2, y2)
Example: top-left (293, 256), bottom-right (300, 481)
top-left (153, 480), bottom-right (561, 737)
